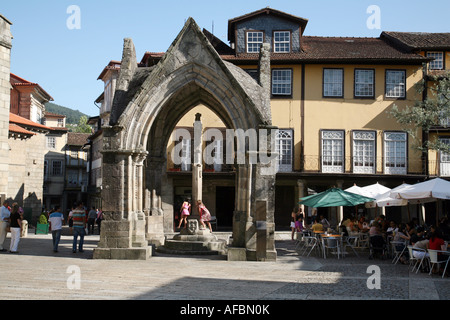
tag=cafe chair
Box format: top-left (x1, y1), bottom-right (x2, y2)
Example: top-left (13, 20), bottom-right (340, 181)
top-left (295, 231), bottom-right (306, 251)
top-left (407, 246), bottom-right (428, 273)
top-left (301, 236), bottom-right (319, 257)
top-left (323, 237), bottom-right (341, 259)
top-left (369, 235), bottom-right (386, 260)
top-left (343, 236), bottom-right (359, 257)
top-left (427, 249), bottom-right (450, 278)
top-left (391, 240), bottom-right (407, 265)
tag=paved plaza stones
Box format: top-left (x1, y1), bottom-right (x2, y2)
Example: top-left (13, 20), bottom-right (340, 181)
top-left (0, 227), bottom-right (448, 302)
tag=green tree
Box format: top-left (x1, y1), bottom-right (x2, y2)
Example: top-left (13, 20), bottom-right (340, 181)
top-left (67, 115), bottom-right (92, 133)
top-left (389, 69), bottom-right (450, 154)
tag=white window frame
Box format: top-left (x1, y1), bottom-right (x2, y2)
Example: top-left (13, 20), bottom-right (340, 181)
top-left (427, 51), bottom-right (444, 70)
top-left (323, 69), bottom-right (344, 97)
top-left (321, 130), bottom-right (344, 173)
top-left (354, 69), bottom-right (375, 98)
top-left (246, 31), bottom-right (263, 53)
top-left (384, 132), bottom-right (407, 174)
top-left (272, 69), bottom-right (292, 96)
top-left (385, 70), bottom-right (406, 98)
top-left (273, 31), bottom-right (291, 53)
top-left (275, 129), bottom-right (293, 172)
top-left (439, 138), bottom-right (450, 176)
top-left (47, 136), bottom-right (56, 149)
top-left (352, 131), bottom-right (376, 174)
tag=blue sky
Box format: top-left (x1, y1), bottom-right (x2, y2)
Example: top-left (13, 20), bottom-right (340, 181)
top-left (2, 0), bottom-right (449, 117)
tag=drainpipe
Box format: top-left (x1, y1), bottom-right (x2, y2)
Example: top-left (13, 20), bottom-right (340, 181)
top-left (301, 63), bottom-right (305, 172)
top-left (422, 64), bottom-right (429, 176)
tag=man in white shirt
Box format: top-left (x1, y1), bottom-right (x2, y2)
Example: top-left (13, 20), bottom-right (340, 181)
top-left (0, 200), bottom-right (10, 252)
top-left (48, 205), bottom-right (64, 252)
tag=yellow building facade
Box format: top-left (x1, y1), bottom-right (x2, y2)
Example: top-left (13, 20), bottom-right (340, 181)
top-left (97, 8), bottom-right (449, 230)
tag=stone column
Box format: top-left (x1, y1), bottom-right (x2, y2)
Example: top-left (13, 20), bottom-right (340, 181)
top-left (191, 113), bottom-right (203, 222)
top-left (93, 127), bottom-right (151, 260)
top-left (0, 15), bottom-right (12, 198)
top-left (297, 179), bottom-right (306, 213)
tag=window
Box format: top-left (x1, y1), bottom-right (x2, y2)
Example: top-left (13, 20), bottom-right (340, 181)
top-left (57, 118), bottom-right (64, 127)
top-left (246, 31), bottom-right (263, 53)
top-left (427, 52), bottom-right (444, 70)
top-left (321, 130), bottom-right (344, 173)
top-left (275, 129), bottom-right (293, 172)
top-left (323, 69), bottom-right (343, 97)
top-left (44, 160), bottom-right (48, 180)
top-left (180, 138), bottom-right (191, 172)
top-left (353, 131), bottom-right (375, 173)
top-left (274, 31), bottom-right (290, 53)
top-left (384, 132), bottom-right (407, 174)
top-left (244, 69), bottom-right (258, 82)
top-left (47, 136), bottom-right (56, 149)
top-left (51, 160), bottom-right (63, 176)
top-left (386, 70), bottom-right (406, 98)
top-left (354, 69), bottom-right (374, 98)
top-left (440, 138), bottom-right (450, 176)
top-left (272, 69), bottom-right (292, 96)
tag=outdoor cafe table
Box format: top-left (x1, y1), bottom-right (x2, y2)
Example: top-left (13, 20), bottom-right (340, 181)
top-left (320, 234), bottom-right (343, 259)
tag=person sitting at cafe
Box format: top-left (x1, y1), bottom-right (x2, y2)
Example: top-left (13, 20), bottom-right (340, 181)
top-left (311, 218), bottom-right (324, 232)
top-left (319, 215), bottom-right (330, 230)
top-left (393, 223), bottom-right (411, 264)
top-left (410, 226), bottom-right (425, 245)
top-left (347, 217), bottom-right (359, 236)
top-left (358, 216), bottom-right (370, 233)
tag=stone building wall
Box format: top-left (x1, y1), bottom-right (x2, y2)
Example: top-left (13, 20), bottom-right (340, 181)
top-left (8, 133), bottom-right (46, 220)
top-left (0, 15), bottom-right (12, 198)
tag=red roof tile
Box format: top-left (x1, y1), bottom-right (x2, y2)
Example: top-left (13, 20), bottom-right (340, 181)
top-left (9, 113), bottom-right (53, 132)
top-left (8, 123), bottom-right (36, 136)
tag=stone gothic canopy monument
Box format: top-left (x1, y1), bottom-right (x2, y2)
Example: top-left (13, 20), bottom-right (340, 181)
top-left (93, 17), bottom-right (277, 261)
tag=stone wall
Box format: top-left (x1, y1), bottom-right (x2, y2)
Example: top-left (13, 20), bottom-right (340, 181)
top-left (0, 15), bottom-right (12, 197)
top-left (8, 132), bottom-right (46, 220)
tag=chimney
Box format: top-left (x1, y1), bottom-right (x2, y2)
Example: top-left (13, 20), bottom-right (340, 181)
top-left (258, 43), bottom-right (271, 102)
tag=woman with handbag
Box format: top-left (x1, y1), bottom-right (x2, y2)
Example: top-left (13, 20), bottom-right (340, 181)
top-left (9, 203), bottom-right (22, 253)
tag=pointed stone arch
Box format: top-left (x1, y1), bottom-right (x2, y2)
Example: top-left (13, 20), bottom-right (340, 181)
top-left (94, 18), bottom-right (276, 261)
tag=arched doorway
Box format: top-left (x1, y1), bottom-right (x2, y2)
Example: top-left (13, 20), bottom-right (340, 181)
top-left (94, 18), bottom-right (276, 261)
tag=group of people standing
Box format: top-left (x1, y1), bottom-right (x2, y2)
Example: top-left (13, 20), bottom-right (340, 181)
top-left (0, 200), bottom-right (23, 253)
top-left (177, 198), bottom-right (213, 232)
top-left (0, 200), bottom-right (103, 254)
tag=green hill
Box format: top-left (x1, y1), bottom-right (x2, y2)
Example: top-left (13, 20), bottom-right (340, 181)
top-left (45, 102), bottom-right (90, 125)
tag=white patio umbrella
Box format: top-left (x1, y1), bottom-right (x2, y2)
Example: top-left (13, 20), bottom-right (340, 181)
top-left (365, 183), bottom-right (409, 208)
top-left (344, 184), bottom-right (372, 197)
top-left (390, 178), bottom-right (450, 224)
top-left (390, 178), bottom-right (450, 201)
top-left (361, 182), bottom-right (391, 198)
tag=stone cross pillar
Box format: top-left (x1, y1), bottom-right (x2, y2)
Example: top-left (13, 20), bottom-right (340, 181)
top-left (191, 113), bottom-right (203, 221)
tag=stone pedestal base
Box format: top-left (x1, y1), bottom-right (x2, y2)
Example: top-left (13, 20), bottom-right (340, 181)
top-left (146, 215), bottom-right (165, 246)
top-left (93, 246), bottom-right (152, 260)
top-left (227, 247), bottom-right (247, 261)
top-left (157, 219), bottom-right (227, 255)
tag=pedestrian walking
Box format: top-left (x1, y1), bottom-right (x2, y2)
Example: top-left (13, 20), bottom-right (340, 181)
top-left (71, 202), bottom-right (86, 253)
top-left (87, 206), bottom-right (97, 235)
top-left (9, 203), bottom-right (22, 253)
top-left (96, 208), bottom-right (103, 235)
top-left (177, 198), bottom-right (191, 229)
top-left (48, 205), bottom-right (64, 252)
top-left (0, 200), bottom-right (10, 252)
top-left (197, 200), bottom-right (212, 232)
